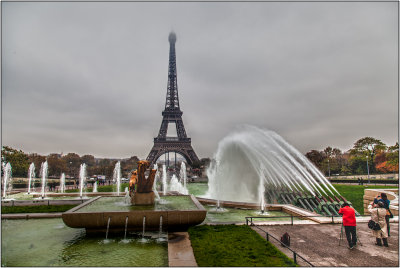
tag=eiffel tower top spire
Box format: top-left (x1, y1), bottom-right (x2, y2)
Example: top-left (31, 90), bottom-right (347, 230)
top-left (165, 31), bottom-right (180, 111)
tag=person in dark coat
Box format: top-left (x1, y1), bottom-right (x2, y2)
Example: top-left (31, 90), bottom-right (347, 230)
top-left (338, 202), bottom-right (357, 249)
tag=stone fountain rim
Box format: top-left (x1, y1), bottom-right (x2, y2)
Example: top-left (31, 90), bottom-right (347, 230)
top-left (64, 194), bottom-right (207, 214)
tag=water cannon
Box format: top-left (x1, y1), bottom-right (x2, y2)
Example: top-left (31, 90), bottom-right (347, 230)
top-left (314, 196), bottom-right (334, 216)
top-left (294, 192), bottom-right (314, 212)
top-left (328, 196), bottom-right (341, 211)
top-left (287, 193), bottom-right (294, 204)
top-left (306, 195), bottom-right (318, 210)
top-left (279, 192), bottom-right (290, 204)
top-left (300, 192), bottom-right (317, 211)
top-left (300, 194), bottom-right (315, 211)
top-left (323, 196), bottom-right (339, 216)
top-left (319, 196), bottom-right (337, 216)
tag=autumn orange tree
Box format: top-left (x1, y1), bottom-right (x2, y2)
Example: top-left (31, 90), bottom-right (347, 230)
top-left (375, 142), bottom-right (399, 173)
top-left (305, 137), bottom-right (398, 175)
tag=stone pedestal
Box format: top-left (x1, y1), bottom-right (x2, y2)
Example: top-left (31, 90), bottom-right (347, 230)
top-left (131, 192), bottom-right (155, 205)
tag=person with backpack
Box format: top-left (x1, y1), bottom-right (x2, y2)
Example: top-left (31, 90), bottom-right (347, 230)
top-left (368, 201), bottom-right (388, 247)
top-left (374, 193), bottom-right (391, 236)
top-left (338, 202), bottom-right (357, 249)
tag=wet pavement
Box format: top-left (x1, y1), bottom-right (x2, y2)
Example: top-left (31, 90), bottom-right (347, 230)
top-left (252, 223), bottom-right (398, 267)
top-left (168, 232), bottom-right (198, 267)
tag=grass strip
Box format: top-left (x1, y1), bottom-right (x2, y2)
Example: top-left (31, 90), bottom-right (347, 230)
top-left (1, 204), bottom-right (77, 214)
top-left (332, 184), bottom-right (395, 214)
top-left (188, 224), bottom-right (297, 267)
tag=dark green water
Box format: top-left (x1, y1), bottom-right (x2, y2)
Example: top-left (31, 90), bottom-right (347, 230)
top-left (1, 218), bottom-right (168, 267)
top-left (204, 205), bottom-right (293, 223)
top-left (186, 183), bottom-right (209, 196)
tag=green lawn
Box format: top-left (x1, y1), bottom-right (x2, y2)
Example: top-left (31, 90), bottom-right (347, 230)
top-left (188, 225), bottom-right (297, 267)
top-left (331, 184), bottom-right (395, 215)
top-left (1, 204), bottom-right (77, 214)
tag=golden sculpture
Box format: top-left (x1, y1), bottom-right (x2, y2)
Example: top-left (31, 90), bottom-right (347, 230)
top-left (129, 160), bottom-right (157, 205)
top-left (129, 170), bottom-right (137, 195)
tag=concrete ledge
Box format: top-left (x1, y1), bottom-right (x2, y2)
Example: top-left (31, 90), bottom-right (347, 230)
top-left (168, 232), bottom-right (197, 267)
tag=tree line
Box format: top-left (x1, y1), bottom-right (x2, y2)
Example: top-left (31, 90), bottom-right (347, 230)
top-left (2, 136), bottom-right (398, 179)
top-left (1, 146), bottom-right (139, 179)
top-left (305, 137), bottom-right (398, 176)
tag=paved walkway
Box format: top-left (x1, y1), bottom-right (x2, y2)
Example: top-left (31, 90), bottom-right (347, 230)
top-left (168, 232), bottom-right (197, 267)
top-left (252, 223), bottom-right (399, 267)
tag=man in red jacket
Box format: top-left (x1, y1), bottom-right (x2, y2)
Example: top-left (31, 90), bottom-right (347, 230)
top-left (338, 202), bottom-right (357, 249)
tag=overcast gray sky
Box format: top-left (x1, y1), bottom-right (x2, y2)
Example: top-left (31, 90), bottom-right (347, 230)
top-left (2, 1), bottom-right (398, 160)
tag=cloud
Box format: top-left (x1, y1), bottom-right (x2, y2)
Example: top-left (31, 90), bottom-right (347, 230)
top-left (2, 2), bottom-right (397, 160)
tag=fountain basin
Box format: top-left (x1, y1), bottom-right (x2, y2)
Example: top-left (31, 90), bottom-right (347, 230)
top-left (62, 195), bottom-right (206, 233)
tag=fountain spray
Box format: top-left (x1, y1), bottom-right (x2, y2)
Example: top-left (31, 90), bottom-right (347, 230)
top-left (79, 164), bottom-right (87, 198)
top-left (215, 159), bottom-right (221, 210)
top-left (169, 174), bottom-right (187, 194)
top-left (60, 173), bottom-right (65, 193)
top-left (2, 163), bottom-right (12, 199)
top-left (27, 163), bottom-right (35, 194)
top-left (259, 175), bottom-right (266, 214)
top-left (113, 161), bottom-right (121, 195)
top-left (153, 166), bottom-right (161, 200)
top-left (93, 181), bottom-right (98, 193)
top-left (180, 162), bottom-right (188, 192)
top-left (259, 165), bottom-right (267, 214)
top-left (162, 164), bottom-right (167, 195)
top-left (206, 125), bottom-right (340, 203)
top-left (40, 161), bottom-right (48, 199)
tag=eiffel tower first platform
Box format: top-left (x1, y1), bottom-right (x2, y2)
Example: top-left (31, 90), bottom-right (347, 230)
top-left (146, 32), bottom-right (199, 166)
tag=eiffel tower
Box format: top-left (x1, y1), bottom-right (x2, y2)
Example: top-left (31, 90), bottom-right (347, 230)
top-left (146, 32), bottom-right (199, 166)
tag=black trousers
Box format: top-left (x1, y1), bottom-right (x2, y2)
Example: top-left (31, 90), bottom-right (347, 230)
top-left (385, 215), bottom-right (390, 236)
top-left (344, 226), bottom-right (357, 247)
